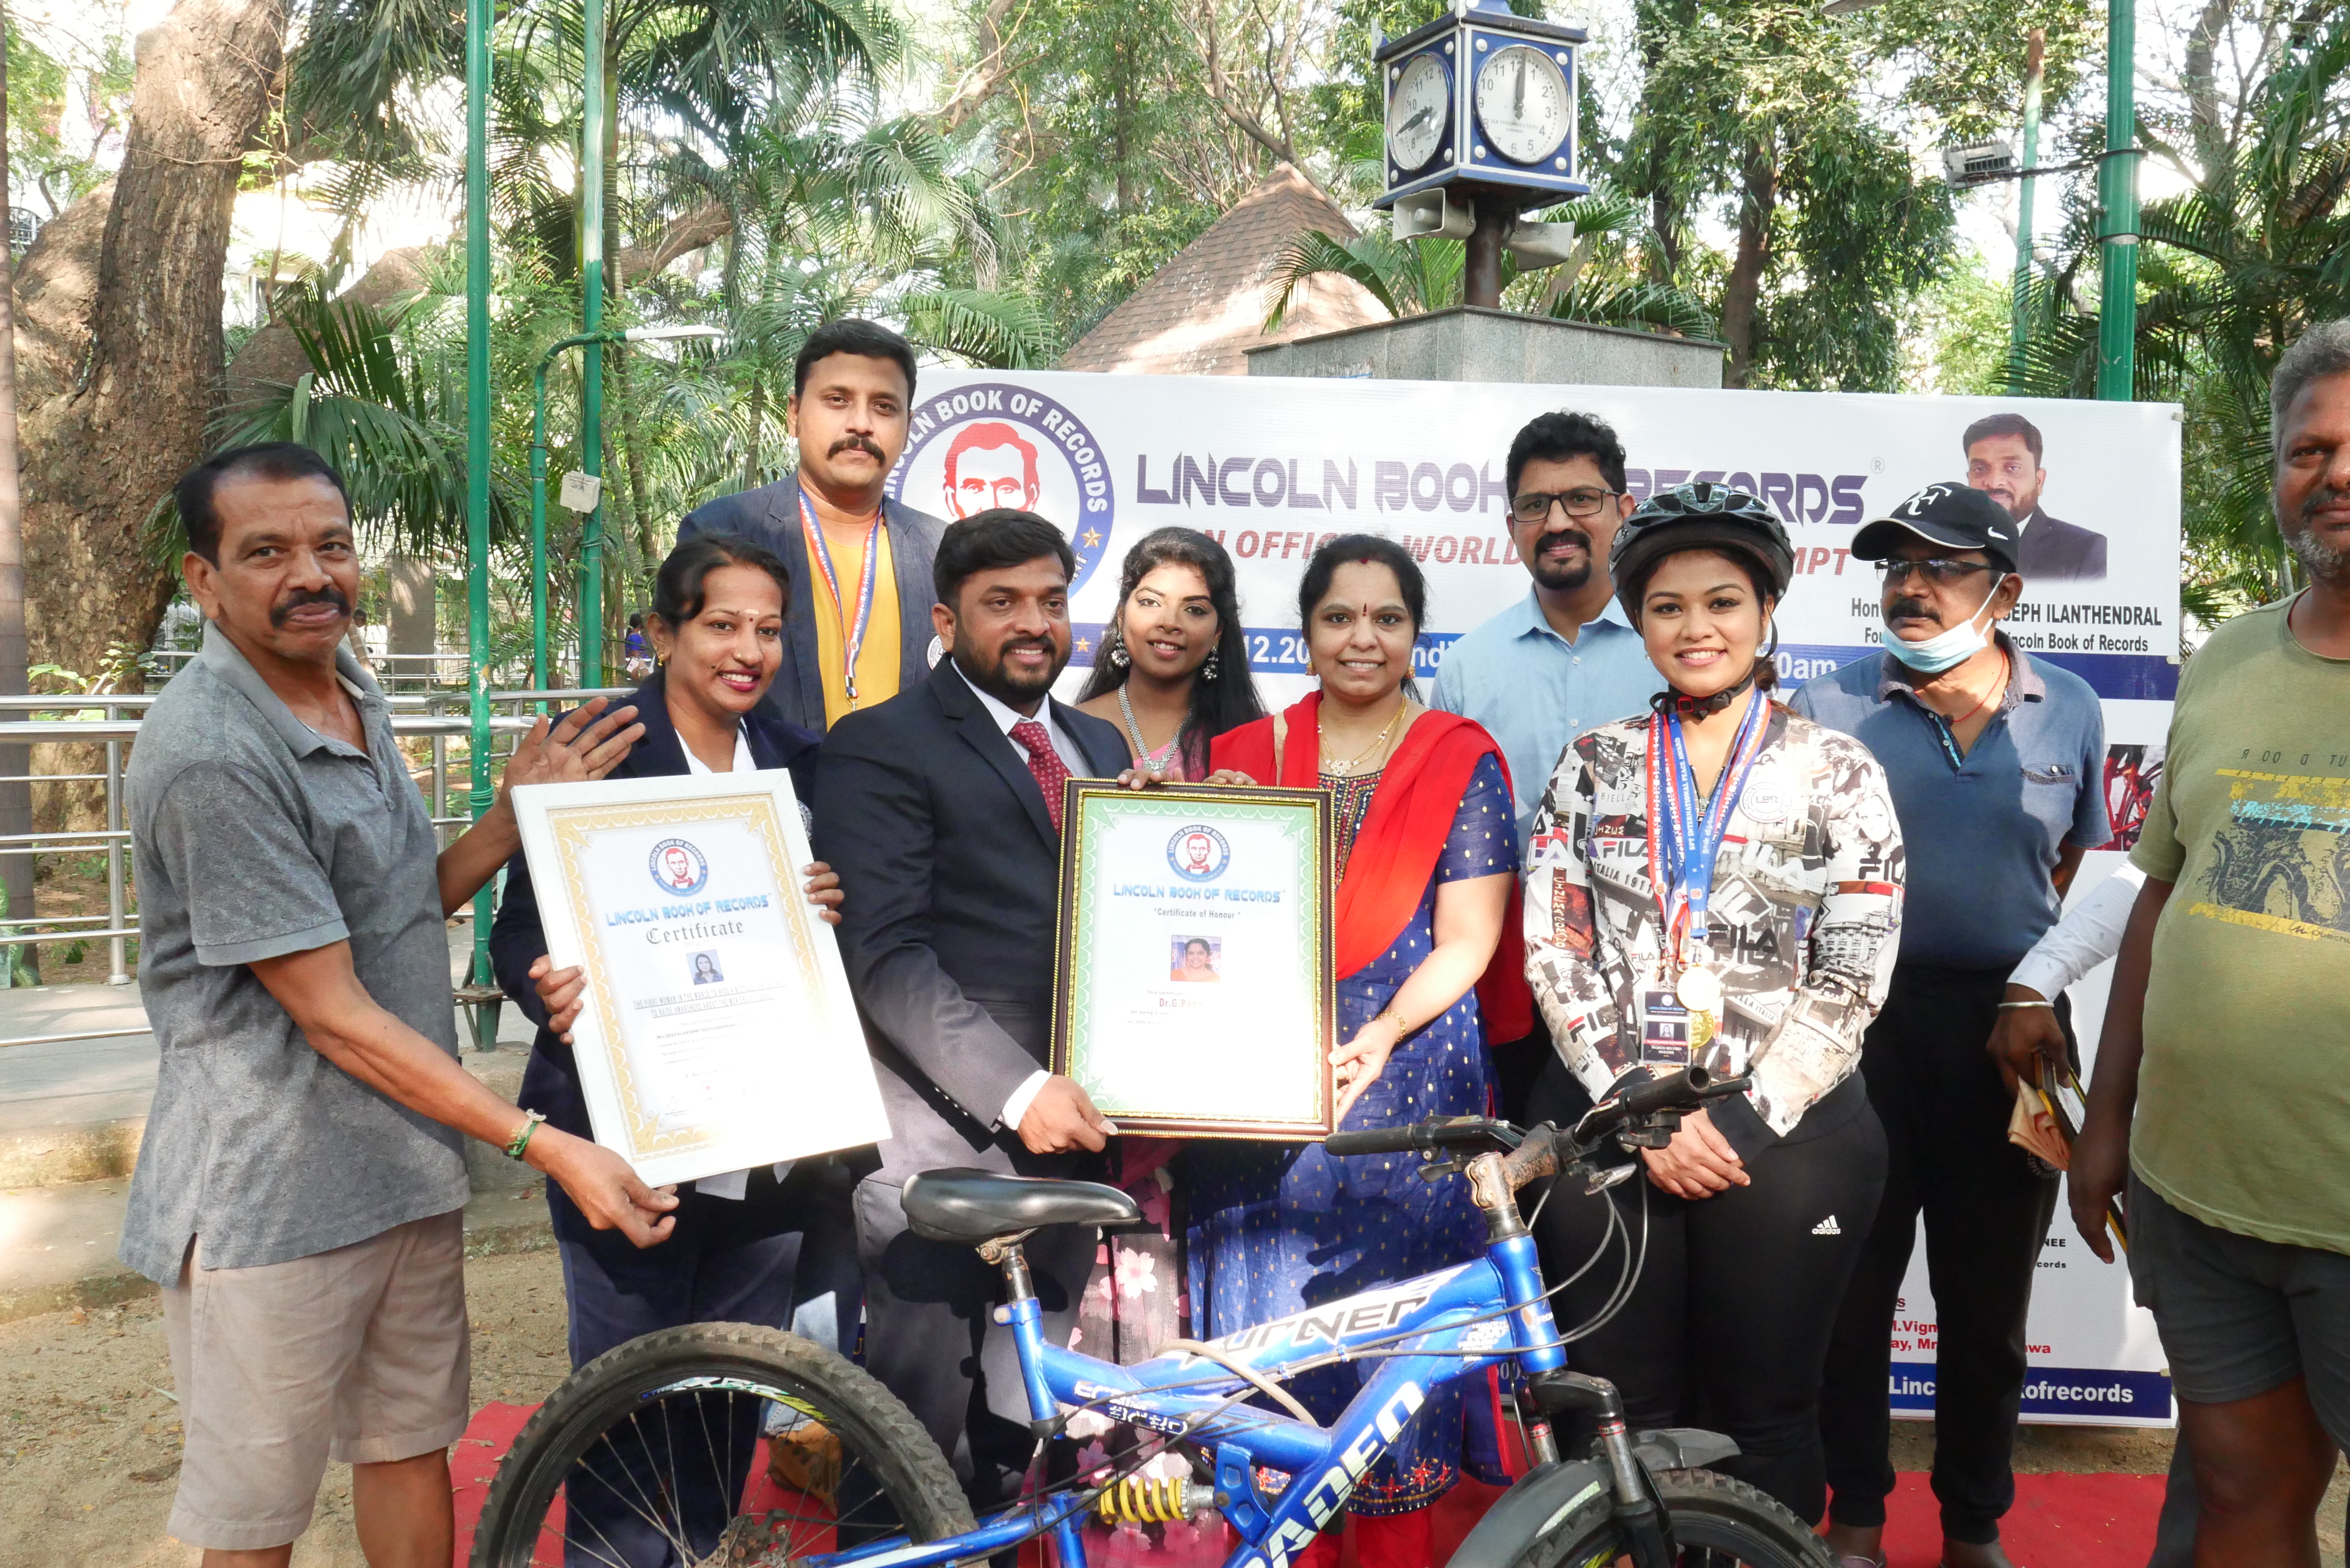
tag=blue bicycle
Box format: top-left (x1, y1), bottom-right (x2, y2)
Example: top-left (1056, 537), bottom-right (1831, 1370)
top-left (472, 1066), bottom-right (1832, 1568)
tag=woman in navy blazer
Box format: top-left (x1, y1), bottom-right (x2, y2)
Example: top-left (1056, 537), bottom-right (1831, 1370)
top-left (490, 533), bottom-right (859, 1564)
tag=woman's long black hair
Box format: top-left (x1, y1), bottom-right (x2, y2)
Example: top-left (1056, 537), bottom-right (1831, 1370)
top-left (1076, 526), bottom-right (1265, 774)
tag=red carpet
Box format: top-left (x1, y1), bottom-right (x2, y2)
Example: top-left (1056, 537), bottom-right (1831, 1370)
top-left (1871, 1470), bottom-right (2163, 1568)
top-left (447, 1402), bottom-right (2164, 1568)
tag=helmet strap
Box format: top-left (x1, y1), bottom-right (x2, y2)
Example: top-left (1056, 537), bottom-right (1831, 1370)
top-left (1655, 662), bottom-right (1758, 721)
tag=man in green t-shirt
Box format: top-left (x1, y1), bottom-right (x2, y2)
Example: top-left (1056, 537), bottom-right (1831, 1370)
top-left (2072, 320), bottom-right (2350, 1566)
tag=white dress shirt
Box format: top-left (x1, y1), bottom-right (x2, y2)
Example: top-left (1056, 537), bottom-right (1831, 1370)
top-left (2006, 862), bottom-right (2147, 1000)
top-left (947, 660), bottom-right (1083, 1129)
top-left (953, 659), bottom-right (1089, 775)
top-left (681, 722), bottom-right (784, 1202)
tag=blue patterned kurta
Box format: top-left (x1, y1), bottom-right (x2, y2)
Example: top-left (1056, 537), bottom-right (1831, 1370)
top-left (1185, 752), bottom-right (1516, 1513)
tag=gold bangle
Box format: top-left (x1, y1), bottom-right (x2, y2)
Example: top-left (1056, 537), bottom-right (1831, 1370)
top-left (1374, 1007), bottom-right (1410, 1035)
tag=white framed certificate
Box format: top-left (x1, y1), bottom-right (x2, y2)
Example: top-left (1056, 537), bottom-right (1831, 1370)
top-left (1051, 781), bottom-right (1335, 1138)
top-left (511, 771), bottom-right (889, 1187)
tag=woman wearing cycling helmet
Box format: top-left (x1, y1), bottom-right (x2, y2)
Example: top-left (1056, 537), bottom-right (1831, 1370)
top-left (1521, 483), bottom-right (1905, 1531)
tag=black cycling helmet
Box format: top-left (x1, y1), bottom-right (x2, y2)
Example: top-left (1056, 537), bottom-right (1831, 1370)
top-left (1608, 481), bottom-right (1796, 625)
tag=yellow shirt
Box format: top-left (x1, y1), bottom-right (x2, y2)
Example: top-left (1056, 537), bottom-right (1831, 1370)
top-left (809, 520), bottom-right (903, 729)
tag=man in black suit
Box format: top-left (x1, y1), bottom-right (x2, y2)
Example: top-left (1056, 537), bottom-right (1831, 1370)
top-left (1963, 411), bottom-right (2108, 581)
top-left (814, 509), bottom-right (1128, 1510)
top-left (679, 318), bottom-right (946, 731)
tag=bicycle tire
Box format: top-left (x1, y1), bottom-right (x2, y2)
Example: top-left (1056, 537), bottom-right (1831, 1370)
top-left (469, 1322), bottom-right (976, 1568)
top-left (1500, 1466), bottom-right (1835, 1568)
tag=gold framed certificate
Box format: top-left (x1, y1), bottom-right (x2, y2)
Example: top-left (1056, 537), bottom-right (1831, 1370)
top-left (511, 771), bottom-right (890, 1187)
top-left (1051, 781), bottom-right (1335, 1138)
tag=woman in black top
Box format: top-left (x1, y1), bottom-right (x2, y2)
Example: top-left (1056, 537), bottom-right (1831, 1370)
top-left (490, 532), bottom-right (855, 1564)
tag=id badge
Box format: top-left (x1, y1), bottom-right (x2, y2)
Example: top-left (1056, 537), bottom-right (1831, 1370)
top-left (1640, 988), bottom-right (1692, 1068)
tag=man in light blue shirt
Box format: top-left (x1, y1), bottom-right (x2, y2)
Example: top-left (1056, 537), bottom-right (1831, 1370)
top-left (1430, 410), bottom-right (1659, 854)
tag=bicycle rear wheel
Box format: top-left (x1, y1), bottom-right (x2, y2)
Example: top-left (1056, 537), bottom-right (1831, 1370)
top-left (469, 1322), bottom-right (975, 1568)
top-left (1506, 1467), bottom-right (1835, 1568)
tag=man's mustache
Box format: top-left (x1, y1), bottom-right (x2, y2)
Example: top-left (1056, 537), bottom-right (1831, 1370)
top-left (830, 434), bottom-right (886, 462)
top-left (1887, 596), bottom-right (1940, 624)
top-left (1536, 529), bottom-right (1591, 554)
top-left (996, 636), bottom-right (1056, 660)
top-left (272, 585), bottom-right (350, 628)
top-left (2298, 484), bottom-right (2349, 525)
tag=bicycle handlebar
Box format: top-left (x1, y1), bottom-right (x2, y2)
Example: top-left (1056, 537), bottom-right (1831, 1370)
top-left (1323, 1069), bottom-right (1750, 1193)
top-left (1322, 1116), bottom-right (1516, 1159)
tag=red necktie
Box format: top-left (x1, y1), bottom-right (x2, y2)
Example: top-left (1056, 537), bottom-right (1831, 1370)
top-left (1010, 718), bottom-right (1071, 834)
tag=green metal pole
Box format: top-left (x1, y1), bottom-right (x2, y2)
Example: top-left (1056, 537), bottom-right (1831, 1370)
top-left (529, 363), bottom-right (551, 693)
top-left (2096, 0), bottom-right (2139, 400)
top-left (2008, 28), bottom-right (2044, 396)
top-left (578, 0), bottom-right (607, 685)
top-left (533, 332), bottom-right (612, 696)
top-left (464, 0), bottom-right (495, 995)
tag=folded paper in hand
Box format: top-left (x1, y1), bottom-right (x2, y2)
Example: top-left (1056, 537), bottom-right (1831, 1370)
top-left (2007, 1081), bottom-right (2071, 1170)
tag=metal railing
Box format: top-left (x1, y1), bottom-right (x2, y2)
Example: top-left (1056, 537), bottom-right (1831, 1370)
top-left (0, 684), bottom-right (633, 1046)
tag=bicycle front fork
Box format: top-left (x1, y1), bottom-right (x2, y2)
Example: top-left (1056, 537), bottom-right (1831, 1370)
top-left (986, 1235), bottom-right (1091, 1568)
top-left (1528, 1369), bottom-right (1675, 1568)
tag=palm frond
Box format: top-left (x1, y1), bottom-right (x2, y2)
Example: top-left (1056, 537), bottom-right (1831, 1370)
top-left (901, 288), bottom-right (1055, 369)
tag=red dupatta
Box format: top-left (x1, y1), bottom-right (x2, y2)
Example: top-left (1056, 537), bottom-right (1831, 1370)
top-left (1211, 693), bottom-right (1533, 1040)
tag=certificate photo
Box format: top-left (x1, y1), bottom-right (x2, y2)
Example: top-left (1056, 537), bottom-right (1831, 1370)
top-left (512, 770), bottom-right (889, 1186)
top-left (1053, 782), bottom-right (1334, 1137)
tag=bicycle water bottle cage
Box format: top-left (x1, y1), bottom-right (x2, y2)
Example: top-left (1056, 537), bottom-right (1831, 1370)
top-left (900, 1168), bottom-right (1142, 1245)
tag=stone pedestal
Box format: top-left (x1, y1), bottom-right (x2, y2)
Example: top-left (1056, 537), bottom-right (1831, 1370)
top-left (1243, 304), bottom-right (1723, 389)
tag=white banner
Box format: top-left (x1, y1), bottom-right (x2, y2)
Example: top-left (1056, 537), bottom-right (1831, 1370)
top-left (892, 369), bottom-right (2182, 1425)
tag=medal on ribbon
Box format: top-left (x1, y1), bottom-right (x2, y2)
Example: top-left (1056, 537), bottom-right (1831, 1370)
top-left (799, 487), bottom-right (884, 710)
top-left (1643, 689), bottom-right (1771, 1059)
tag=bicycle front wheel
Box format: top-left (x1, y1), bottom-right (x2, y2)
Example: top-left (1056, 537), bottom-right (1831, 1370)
top-left (1508, 1467), bottom-right (1835, 1568)
top-left (469, 1322), bottom-right (976, 1568)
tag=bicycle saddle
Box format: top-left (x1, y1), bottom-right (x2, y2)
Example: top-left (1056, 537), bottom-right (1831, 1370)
top-left (900, 1168), bottom-right (1142, 1244)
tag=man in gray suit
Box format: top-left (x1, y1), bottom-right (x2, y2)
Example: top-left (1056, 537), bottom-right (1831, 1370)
top-left (815, 511), bottom-right (1128, 1513)
top-left (678, 318), bottom-right (945, 730)
top-left (1964, 411), bottom-right (2109, 582)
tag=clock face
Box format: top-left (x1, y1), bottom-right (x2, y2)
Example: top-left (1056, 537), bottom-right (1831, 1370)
top-left (1386, 52), bottom-right (1448, 173)
top-left (1474, 45), bottom-right (1570, 166)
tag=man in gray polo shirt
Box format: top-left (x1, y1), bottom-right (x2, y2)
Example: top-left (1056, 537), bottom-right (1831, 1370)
top-left (1792, 484), bottom-right (2109, 1568)
top-left (123, 443), bottom-right (668, 1565)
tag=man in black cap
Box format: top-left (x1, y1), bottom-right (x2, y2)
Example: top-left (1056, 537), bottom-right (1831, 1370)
top-left (1790, 484), bottom-right (2112, 1568)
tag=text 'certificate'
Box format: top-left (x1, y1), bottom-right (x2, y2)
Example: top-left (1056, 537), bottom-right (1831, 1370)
top-left (1053, 783), bottom-right (1334, 1138)
top-left (513, 771), bottom-right (889, 1187)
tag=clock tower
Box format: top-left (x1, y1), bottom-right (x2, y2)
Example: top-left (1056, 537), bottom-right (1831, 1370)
top-left (1375, 0), bottom-right (1588, 307)
top-left (1243, 0), bottom-right (1722, 386)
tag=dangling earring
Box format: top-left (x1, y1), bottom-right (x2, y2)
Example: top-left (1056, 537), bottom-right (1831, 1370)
top-left (1201, 650), bottom-right (1220, 682)
top-left (1107, 628), bottom-right (1130, 669)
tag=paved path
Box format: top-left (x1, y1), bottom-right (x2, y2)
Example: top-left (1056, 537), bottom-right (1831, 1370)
top-left (0, 918), bottom-right (549, 1320)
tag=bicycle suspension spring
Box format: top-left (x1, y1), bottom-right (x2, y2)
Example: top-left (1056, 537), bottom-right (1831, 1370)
top-left (1094, 1475), bottom-right (1212, 1525)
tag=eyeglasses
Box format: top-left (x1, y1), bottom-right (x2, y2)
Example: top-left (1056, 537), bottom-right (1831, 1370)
top-left (1511, 488), bottom-right (1619, 525)
top-left (1874, 557), bottom-right (2000, 587)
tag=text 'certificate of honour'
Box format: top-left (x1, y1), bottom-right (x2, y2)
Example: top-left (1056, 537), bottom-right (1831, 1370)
top-left (1062, 791), bottom-right (1328, 1131)
top-left (513, 771), bottom-right (888, 1187)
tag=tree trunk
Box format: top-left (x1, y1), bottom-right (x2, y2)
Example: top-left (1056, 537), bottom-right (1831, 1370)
top-left (741, 373), bottom-right (765, 491)
top-left (2180, 0), bottom-right (2234, 178)
top-left (0, 3), bottom-right (35, 980)
top-left (1632, 0), bottom-right (1689, 285)
top-left (1718, 136), bottom-right (1778, 389)
top-left (227, 244), bottom-right (431, 394)
top-left (15, 0), bottom-right (288, 696)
